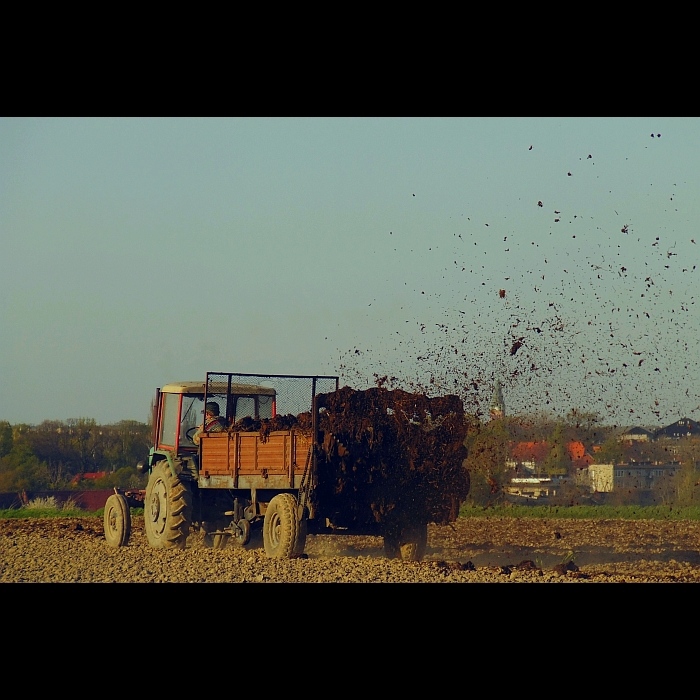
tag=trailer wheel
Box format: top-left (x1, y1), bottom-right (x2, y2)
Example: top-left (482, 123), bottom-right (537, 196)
top-left (103, 494), bottom-right (131, 547)
top-left (144, 461), bottom-right (192, 550)
top-left (263, 493), bottom-right (303, 559)
top-left (384, 522), bottom-right (427, 562)
top-left (399, 522), bottom-right (428, 562)
top-left (383, 532), bottom-right (401, 559)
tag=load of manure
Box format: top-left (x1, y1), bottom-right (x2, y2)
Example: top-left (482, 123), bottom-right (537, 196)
top-left (313, 386), bottom-right (470, 529)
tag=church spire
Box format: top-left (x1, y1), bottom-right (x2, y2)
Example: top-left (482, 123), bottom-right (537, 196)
top-left (489, 379), bottom-right (505, 419)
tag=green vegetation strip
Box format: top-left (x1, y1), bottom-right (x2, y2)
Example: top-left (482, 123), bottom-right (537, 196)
top-left (0, 508), bottom-right (147, 519)
top-left (0, 507), bottom-right (99, 518)
top-left (0, 495), bottom-right (146, 519)
top-left (459, 504), bottom-right (700, 520)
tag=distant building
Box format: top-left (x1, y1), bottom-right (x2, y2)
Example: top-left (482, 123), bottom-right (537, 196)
top-left (581, 464), bottom-right (614, 493)
top-left (567, 440), bottom-right (594, 468)
top-left (619, 426), bottom-right (654, 443)
top-left (507, 440), bottom-right (593, 474)
top-left (504, 477), bottom-right (556, 500)
top-left (507, 441), bottom-right (549, 473)
top-left (654, 418), bottom-right (700, 440)
top-left (489, 380), bottom-right (505, 419)
top-left (579, 462), bottom-right (680, 493)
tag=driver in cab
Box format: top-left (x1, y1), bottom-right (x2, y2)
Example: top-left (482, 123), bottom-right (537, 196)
top-left (192, 402), bottom-right (227, 445)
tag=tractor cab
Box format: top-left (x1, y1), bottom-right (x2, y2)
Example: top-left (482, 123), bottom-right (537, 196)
top-left (154, 380), bottom-right (277, 456)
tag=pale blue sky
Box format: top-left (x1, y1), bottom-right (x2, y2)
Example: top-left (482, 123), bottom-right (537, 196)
top-left (1, 117), bottom-right (698, 427)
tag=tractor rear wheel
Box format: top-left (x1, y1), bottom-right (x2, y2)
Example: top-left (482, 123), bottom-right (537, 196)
top-left (103, 494), bottom-right (131, 547)
top-left (263, 493), bottom-right (303, 559)
top-left (144, 461), bottom-right (192, 550)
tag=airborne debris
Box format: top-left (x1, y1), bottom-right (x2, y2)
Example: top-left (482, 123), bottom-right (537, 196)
top-left (338, 125), bottom-right (697, 426)
top-left (509, 339), bottom-right (524, 355)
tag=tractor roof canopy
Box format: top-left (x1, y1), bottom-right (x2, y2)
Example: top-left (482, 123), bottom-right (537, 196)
top-left (161, 381), bottom-right (276, 396)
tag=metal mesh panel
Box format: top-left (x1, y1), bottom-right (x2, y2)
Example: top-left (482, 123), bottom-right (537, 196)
top-left (205, 372), bottom-right (339, 420)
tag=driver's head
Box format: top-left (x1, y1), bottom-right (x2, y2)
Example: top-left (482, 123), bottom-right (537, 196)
top-left (205, 401), bottom-right (220, 416)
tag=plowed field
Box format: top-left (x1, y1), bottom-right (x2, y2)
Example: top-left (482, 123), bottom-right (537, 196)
top-left (3, 516), bottom-right (700, 582)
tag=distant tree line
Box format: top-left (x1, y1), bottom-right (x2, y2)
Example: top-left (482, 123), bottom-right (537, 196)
top-left (3, 410), bottom-right (699, 507)
top-left (0, 419), bottom-right (150, 492)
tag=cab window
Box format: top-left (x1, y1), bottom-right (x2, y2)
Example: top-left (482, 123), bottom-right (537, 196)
top-left (235, 397), bottom-right (256, 421)
top-left (179, 395), bottom-right (205, 447)
top-left (259, 394), bottom-right (274, 419)
top-left (160, 393), bottom-right (180, 447)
